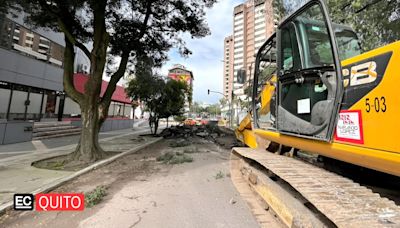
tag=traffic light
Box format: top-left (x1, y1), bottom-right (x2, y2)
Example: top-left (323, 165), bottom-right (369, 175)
top-left (207, 89), bottom-right (210, 95)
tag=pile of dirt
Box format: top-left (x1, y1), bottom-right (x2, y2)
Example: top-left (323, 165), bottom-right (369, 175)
top-left (156, 151), bottom-right (193, 164)
top-left (159, 125), bottom-right (195, 138)
top-left (160, 125), bottom-right (240, 149)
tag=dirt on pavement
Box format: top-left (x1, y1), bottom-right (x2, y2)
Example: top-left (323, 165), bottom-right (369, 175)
top-left (32, 136), bottom-right (152, 171)
top-left (0, 132), bottom-right (261, 228)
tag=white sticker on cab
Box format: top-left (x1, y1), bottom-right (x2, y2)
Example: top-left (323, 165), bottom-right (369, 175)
top-left (297, 98), bottom-right (310, 114)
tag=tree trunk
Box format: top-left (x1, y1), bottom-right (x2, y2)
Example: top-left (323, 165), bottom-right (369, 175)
top-left (149, 115), bottom-right (154, 134)
top-left (71, 104), bottom-right (105, 162)
top-left (154, 117), bottom-right (159, 135)
top-left (166, 118), bottom-right (169, 128)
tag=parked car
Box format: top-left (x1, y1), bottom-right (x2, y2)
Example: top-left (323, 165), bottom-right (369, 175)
top-left (184, 118), bottom-right (196, 126)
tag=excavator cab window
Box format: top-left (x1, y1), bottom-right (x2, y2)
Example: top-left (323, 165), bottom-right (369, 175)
top-left (336, 28), bottom-right (361, 60)
top-left (253, 34), bottom-right (277, 130)
top-left (274, 0), bottom-right (343, 141)
top-left (280, 23), bottom-right (301, 72)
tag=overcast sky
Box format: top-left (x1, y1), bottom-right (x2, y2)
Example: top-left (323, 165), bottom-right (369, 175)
top-left (161, 0), bottom-right (242, 104)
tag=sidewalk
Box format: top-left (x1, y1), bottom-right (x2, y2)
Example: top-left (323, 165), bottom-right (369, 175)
top-left (0, 124), bottom-right (161, 210)
top-left (0, 119), bottom-right (149, 156)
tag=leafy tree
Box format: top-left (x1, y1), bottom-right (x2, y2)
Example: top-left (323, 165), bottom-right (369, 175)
top-left (274, 0), bottom-right (399, 51)
top-left (273, 0), bottom-right (303, 20)
top-left (126, 56), bottom-right (163, 134)
top-left (204, 104), bottom-right (221, 117)
top-left (244, 85), bottom-right (253, 101)
top-left (157, 79), bottom-right (188, 129)
top-left (126, 56), bottom-right (187, 134)
top-left (186, 85), bottom-right (193, 109)
top-left (328, 0), bottom-right (400, 51)
top-left (219, 98), bottom-right (227, 107)
top-left (190, 101), bottom-right (202, 117)
top-left (174, 115), bottom-right (186, 123)
top-left (3, 0), bottom-right (216, 161)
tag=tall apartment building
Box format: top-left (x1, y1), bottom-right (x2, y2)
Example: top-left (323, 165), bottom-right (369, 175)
top-left (224, 0), bottom-right (276, 103)
top-left (223, 36), bottom-right (234, 101)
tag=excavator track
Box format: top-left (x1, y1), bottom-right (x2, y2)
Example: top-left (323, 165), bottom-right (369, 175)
top-left (230, 147), bottom-right (400, 228)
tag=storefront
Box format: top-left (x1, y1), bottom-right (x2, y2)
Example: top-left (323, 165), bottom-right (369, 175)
top-left (0, 74), bottom-right (132, 122)
top-left (0, 81), bottom-right (62, 121)
top-left (72, 73), bottom-right (133, 119)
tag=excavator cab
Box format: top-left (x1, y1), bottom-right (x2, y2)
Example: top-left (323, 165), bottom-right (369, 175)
top-left (253, 0), bottom-right (347, 142)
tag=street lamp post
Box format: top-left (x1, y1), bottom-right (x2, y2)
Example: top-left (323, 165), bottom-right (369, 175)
top-left (207, 89), bottom-right (232, 128)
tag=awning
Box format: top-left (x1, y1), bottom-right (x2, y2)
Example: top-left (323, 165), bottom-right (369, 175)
top-left (73, 73), bottom-right (131, 104)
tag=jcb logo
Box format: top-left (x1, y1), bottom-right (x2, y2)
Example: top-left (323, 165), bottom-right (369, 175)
top-left (343, 61), bottom-right (377, 87)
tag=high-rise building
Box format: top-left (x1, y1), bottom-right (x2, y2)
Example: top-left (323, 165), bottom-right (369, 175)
top-left (229, 0), bottom-right (276, 102)
top-left (223, 35), bottom-right (234, 101)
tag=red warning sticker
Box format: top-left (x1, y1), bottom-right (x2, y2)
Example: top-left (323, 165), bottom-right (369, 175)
top-left (334, 110), bottom-right (364, 144)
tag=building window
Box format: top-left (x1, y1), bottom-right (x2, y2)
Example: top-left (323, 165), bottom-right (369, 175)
top-left (0, 18), bottom-right (64, 67)
top-left (255, 33), bottom-right (265, 38)
top-left (38, 37), bottom-right (50, 54)
top-left (255, 27), bottom-right (265, 32)
top-left (255, 21), bottom-right (264, 27)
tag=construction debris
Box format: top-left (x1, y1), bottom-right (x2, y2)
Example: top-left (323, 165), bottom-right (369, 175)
top-left (160, 124), bottom-right (240, 149)
top-left (169, 139), bottom-right (190, 148)
top-left (159, 125), bottom-right (195, 139)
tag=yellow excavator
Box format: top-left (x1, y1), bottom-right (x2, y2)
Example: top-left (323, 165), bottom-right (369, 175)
top-left (231, 0), bottom-right (400, 227)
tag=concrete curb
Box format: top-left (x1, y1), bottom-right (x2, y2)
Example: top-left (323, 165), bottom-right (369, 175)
top-left (0, 136), bottom-right (163, 214)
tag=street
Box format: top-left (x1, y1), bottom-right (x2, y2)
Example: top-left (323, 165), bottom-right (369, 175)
top-left (0, 133), bottom-right (271, 228)
top-left (1, 0), bottom-right (399, 227)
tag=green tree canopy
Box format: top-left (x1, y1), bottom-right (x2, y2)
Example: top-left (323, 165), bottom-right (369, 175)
top-left (126, 56), bottom-right (188, 134)
top-left (328, 0), bottom-right (400, 51)
top-left (274, 0), bottom-right (399, 51)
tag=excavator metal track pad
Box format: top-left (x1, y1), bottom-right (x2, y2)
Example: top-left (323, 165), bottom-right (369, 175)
top-left (230, 147), bottom-right (400, 228)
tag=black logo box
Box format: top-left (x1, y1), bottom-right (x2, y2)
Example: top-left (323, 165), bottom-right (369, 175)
top-left (13, 194), bottom-right (34, 210)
